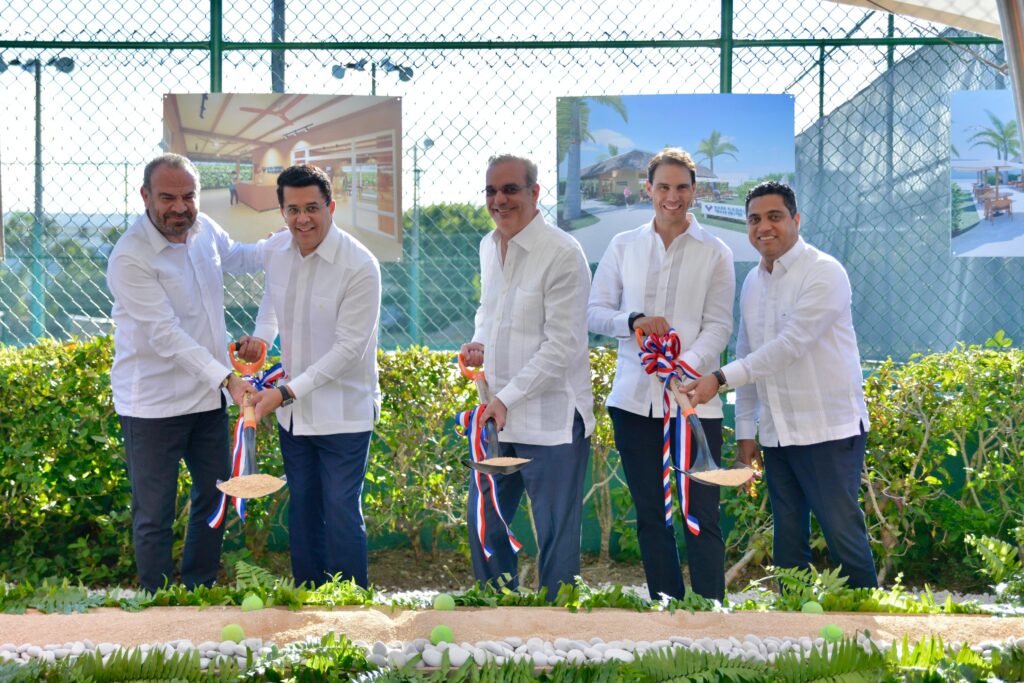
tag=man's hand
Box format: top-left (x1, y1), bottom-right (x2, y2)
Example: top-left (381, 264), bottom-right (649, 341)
top-left (252, 387), bottom-right (283, 421)
top-left (460, 341), bottom-right (484, 368)
top-left (236, 335), bottom-right (268, 362)
top-left (226, 375), bottom-right (256, 407)
top-left (633, 315), bottom-right (671, 337)
top-left (479, 397), bottom-right (508, 431)
top-left (682, 374), bottom-right (720, 406)
top-left (736, 439), bottom-right (764, 496)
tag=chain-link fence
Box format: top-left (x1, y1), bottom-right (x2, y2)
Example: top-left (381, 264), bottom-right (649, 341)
top-left (1, 0), bottom-right (1017, 359)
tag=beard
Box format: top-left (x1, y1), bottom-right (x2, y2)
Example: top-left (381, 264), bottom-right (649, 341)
top-left (148, 209), bottom-right (196, 239)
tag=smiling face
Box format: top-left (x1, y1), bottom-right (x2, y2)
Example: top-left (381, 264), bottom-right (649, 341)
top-left (141, 164), bottom-right (199, 243)
top-left (485, 159), bottom-right (539, 238)
top-left (746, 193), bottom-right (801, 270)
top-left (646, 162), bottom-right (695, 232)
top-left (281, 184), bottom-right (335, 256)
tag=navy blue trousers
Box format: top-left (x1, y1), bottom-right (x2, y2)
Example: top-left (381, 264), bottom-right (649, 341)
top-left (119, 405), bottom-right (230, 592)
top-left (609, 407), bottom-right (725, 601)
top-left (468, 412), bottom-right (590, 601)
top-left (278, 425), bottom-right (372, 588)
top-left (763, 428), bottom-right (878, 589)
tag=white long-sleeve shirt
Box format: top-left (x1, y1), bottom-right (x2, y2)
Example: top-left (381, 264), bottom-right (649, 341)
top-left (588, 216), bottom-right (735, 419)
top-left (253, 226), bottom-right (381, 435)
top-left (107, 212), bottom-right (263, 418)
top-left (472, 212), bottom-right (596, 446)
top-left (724, 236), bottom-right (869, 447)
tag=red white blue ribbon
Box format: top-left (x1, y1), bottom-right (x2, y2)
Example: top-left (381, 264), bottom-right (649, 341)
top-left (455, 405), bottom-right (522, 560)
top-left (208, 362), bottom-right (285, 529)
top-left (638, 330), bottom-right (702, 535)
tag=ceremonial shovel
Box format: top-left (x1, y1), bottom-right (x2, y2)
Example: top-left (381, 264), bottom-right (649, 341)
top-left (636, 329), bottom-right (755, 488)
top-left (216, 340), bottom-right (287, 499)
top-left (457, 353), bottom-right (531, 475)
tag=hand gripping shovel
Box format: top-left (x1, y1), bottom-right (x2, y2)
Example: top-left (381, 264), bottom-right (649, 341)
top-left (215, 340), bottom-right (286, 499)
top-left (636, 328), bottom-right (755, 488)
top-left (457, 353), bottom-right (531, 475)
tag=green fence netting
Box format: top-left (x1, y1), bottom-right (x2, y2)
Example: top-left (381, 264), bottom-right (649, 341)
top-left (1, 0), bottom-right (1018, 359)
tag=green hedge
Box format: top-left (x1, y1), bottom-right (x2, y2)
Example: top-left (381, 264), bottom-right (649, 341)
top-left (1, 336), bottom-right (1021, 589)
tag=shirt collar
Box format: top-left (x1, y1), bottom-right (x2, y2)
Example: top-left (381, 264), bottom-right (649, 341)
top-left (291, 223), bottom-right (341, 263)
top-left (489, 210), bottom-right (545, 252)
top-left (644, 212), bottom-right (710, 245)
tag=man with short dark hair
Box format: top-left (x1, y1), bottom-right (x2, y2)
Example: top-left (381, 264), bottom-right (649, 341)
top-left (460, 154), bottom-right (595, 600)
top-left (685, 180), bottom-right (877, 589)
top-left (107, 153), bottom-right (262, 592)
top-left (589, 147), bottom-right (734, 601)
top-left (238, 164), bottom-right (381, 588)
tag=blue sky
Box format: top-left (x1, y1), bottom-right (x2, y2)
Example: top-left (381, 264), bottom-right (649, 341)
top-left (950, 89), bottom-right (1019, 160)
top-left (563, 93), bottom-right (795, 185)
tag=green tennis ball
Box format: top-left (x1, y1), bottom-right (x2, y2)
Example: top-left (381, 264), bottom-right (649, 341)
top-left (221, 623), bottom-right (245, 643)
top-left (432, 593), bottom-right (455, 611)
top-left (241, 593), bottom-right (264, 612)
top-left (820, 624), bottom-right (843, 642)
top-left (801, 600), bottom-right (824, 614)
top-left (430, 624), bottom-right (453, 645)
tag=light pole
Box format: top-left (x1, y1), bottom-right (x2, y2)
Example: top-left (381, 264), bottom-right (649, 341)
top-left (410, 137), bottom-right (433, 345)
top-left (3, 56), bottom-right (74, 339)
top-left (331, 58), bottom-right (413, 96)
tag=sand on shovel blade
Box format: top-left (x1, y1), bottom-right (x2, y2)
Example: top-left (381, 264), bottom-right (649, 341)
top-left (217, 474), bottom-right (286, 498)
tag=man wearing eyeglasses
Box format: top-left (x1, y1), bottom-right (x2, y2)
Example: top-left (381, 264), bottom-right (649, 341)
top-left (237, 164), bottom-right (381, 588)
top-left (459, 154), bottom-right (595, 600)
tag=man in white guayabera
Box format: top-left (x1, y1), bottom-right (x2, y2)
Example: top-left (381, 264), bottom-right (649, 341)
top-left (459, 154), bottom-right (595, 601)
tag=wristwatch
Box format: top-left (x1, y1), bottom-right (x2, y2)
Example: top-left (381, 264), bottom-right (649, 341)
top-left (627, 311), bottom-right (645, 332)
top-left (712, 369), bottom-right (729, 391)
top-left (219, 374), bottom-right (231, 390)
top-left (278, 385), bottom-right (295, 407)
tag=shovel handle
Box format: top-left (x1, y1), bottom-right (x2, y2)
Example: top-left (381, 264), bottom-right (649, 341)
top-left (229, 339), bottom-right (267, 376)
top-left (458, 352), bottom-right (491, 403)
top-left (241, 392), bottom-right (257, 429)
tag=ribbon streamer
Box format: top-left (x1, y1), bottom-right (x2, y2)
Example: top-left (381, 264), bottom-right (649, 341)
top-left (455, 405), bottom-right (522, 560)
top-left (208, 362), bottom-right (285, 528)
top-left (638, 330), bottom-right (702, 535)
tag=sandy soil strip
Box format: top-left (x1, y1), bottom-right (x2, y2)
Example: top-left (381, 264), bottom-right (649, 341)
top-left (1, 607), bottom-right (1022, 647)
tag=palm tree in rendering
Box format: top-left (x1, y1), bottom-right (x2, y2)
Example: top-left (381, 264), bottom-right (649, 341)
top-left (968, 110), bottom-right (1020, 161)
top-left (558, 96), bottom-right (628, 222)
top-left (696, 130), bottom-right (739, 175)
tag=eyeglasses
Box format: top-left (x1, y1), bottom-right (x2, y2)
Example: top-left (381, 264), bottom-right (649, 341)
top-left (483, 184), bottom-right (528, 197)
top-left (284, 203), bottom-right (327, 218)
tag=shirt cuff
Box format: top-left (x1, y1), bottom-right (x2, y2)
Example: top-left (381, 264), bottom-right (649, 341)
top-left (203, 358), bottom-right (231, 391)
top-left (721, 359), bottom-right (749, 388)
top-left (614, 311), bottom-right (633, 338)
top-left (287, 373), bottom-right (314, 399)
top-left (495, 385), bottom-right (525, 411)
top-left (735, 420), bottom-right (758, 441)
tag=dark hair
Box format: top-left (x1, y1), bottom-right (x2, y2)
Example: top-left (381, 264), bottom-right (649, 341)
top-left (487, 154), bottom-right (538, 187)
top-left (647, 147), bottom-right (696, 185)
top-left (143, 153), bottom-right (200, 192)
top-left (745, 180), bottom-right (798, 216)
top-left (276, 165), bottom-right (332, 207)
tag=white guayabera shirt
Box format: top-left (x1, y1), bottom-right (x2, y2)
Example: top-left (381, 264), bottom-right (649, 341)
top-left (107, 212), bottom-right (263, 418)
top-left (472, 212), bottom-right (596, 446)
top-left (253, 226), bottom-right (381, 436)
top-left (724, 236), bottom-right (870, 447)
top-left (587, 216), bottom-right (735, 420)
